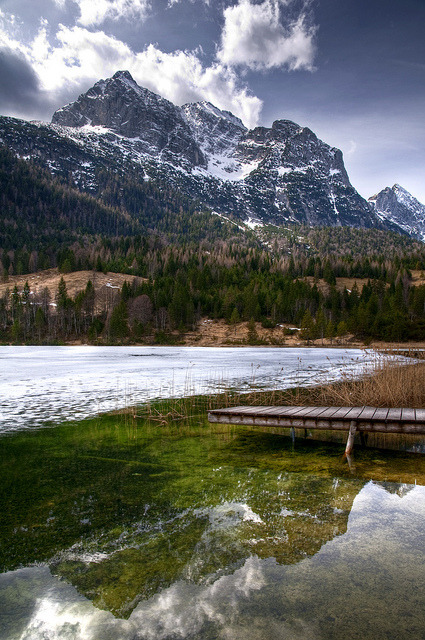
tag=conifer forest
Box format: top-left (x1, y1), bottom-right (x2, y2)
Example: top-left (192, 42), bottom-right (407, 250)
top-left (1, 146), bottom-right (425, 344)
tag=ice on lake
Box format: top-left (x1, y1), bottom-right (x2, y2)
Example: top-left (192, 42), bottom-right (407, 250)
top-left (0, 345), bottom-right (389, 432)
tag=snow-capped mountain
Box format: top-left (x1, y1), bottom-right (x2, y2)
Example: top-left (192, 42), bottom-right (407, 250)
top-left (0, 70), bottom-right (392, 230)
top-left (52, 70), bottom-right (205, 169)
top-left (369, 185), bottom-right (425, 241)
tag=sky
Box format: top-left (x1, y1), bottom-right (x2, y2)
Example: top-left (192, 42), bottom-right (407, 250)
top-left (0, 0), bottom-right (424, 203)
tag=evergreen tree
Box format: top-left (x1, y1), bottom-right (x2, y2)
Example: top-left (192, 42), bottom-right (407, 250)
top-left (247, 317), bottom-right (259, 345)
top-left (325, 319), bottom-right (335, 344)
top-left (300, 310), bottom-right (314, 342)
top-left (108, 300), bottom-right (128, 341)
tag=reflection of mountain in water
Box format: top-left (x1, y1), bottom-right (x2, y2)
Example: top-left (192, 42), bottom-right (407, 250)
top-left (51, 472), bottom-right (363, 618)
top-left (378, 481), bottom-right (416, 498)
top-left (4, 481), bottom-right (424, 640)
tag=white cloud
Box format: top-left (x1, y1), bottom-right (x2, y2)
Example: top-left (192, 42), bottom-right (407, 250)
top-left (0, 17), bottom-right (262, 127)
top-left (52, 0), bottom-right (150, 26)
top-left (76, 0), bottom-right (150, 27)
top-left (217, 0), bottom-right (317, 71)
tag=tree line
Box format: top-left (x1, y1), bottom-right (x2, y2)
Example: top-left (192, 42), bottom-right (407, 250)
top-left (1, 245), bottom-right (424, 344)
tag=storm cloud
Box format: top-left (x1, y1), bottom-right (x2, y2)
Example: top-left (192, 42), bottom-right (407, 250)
top-left (0, 48), bottom-right (40, 117)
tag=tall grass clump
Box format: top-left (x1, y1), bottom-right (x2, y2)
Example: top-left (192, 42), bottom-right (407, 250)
top-left (232, 356), bottom-right (425, 410)
top-left (316, 358), bottom-right (425, 409)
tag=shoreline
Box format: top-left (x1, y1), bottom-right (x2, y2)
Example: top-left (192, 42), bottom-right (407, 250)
top-left (2, 339), bottom-right (425, 352)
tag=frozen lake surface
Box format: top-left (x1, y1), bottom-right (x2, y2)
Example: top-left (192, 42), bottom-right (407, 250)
top-left (0, 345), bottom-right (385, 432)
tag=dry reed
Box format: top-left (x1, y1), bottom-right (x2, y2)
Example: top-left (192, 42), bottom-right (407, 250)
top-left (316, 359), bottom-right (425, 408)
top-left (236, 357), bottom-right (425, 409)
top-left (126, 355), bottom-right (425, 431)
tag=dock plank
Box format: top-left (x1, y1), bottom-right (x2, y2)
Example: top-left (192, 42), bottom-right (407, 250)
top-left (372, 408), bottom-right (389, 421)
top-left (285, 406), bottom-right (321, 417)
top-left (415, 408), bottom-right (425, 422)
top-left (387, 408), bottom-right (402, 421)
top-left (314, 407), bottom-right (344, 419)
top-left (305, 406), bottom-right (335, 418)
top-left (401, 408), bottom-right (416, 421)
top-left (344, 407), bottom-right (365, 420)
top-left (328, 407), bottom-right (353, 419)
top-left (259, 406), bottom-right (301, 416)
top-left (358, 407), bottom-right (377, 420)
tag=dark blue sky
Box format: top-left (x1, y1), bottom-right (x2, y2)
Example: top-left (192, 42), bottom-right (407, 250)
top-left (0, 0), bottom-right (424, 201)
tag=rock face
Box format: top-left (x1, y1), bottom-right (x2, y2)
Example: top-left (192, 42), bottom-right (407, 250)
top-left (369, 185), bottom-right (425, 241)
top-left (181, 100), bottom-right (247, 157)
top-left (231, 120), bottom-right (372, 226)
top-left (52, 71), bottom-right (205, 168)
top-left (1, 70), bottom-right (382, 229)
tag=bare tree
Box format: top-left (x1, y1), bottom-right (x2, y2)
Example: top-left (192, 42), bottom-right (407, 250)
top-left (128, 294), bottom-right (153, 326)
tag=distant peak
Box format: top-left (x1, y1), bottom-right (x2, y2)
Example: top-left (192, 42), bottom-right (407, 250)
top-left (112, 70), bottom-right (136, 83)
top-left (392, 184), bottom-right (408, 194)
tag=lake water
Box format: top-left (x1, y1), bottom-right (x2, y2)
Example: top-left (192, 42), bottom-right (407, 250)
top-left (0, 345), bottom-right (386, 433)
top-left (1, 345), bottom-right (424, 639)
top-left (1, 417), bottom-right (425, 640)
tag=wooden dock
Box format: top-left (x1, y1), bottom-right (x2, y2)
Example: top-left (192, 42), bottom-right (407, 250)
top-left (208, 406), bottom-right (425, 455)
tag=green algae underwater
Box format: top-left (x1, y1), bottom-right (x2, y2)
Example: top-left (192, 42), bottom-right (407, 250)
top-left (1, 398), bottom-right (425, 640)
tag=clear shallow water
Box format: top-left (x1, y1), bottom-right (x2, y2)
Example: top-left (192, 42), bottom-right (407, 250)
top-left (0, 345), bottom-right (386, 432)
top-left (1, 419), bottom-right (425, 640)
top-left (4, 483), bottom-right (424, 640)
top-left (1, 346), bottom-right (424, 639)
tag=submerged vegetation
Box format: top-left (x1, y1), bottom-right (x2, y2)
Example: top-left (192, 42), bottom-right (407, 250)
top-left (1, 356), bottom-right (425, 638)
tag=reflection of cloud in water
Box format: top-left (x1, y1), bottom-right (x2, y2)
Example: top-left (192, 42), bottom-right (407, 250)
top-left (9, 482), bottom-right (425, 640)
top-left (129, 557), bottom-right (266, 638)
top-left (346, 480), bottom-right (425, 539)
top-left (14, 558), bottom-right (267, 640)
top-left (17, 558), bottom-right (319, 640)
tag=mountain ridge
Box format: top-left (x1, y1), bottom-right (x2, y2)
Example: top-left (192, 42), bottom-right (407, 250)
top-left (0, 69), bottom-right (423, 239)
top-left (48, 70), bottom-right (376, 228)
top-left (49, 70), bottom-right (377, 228)
top-left (369, 184), bottom-right (425, 241)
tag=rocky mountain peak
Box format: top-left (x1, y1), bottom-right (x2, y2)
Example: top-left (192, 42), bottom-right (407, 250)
top-left (271, 119), bottom-right (303, 138)
top-left (52, 71), bottom-right (206, 168)
top-left (369, 184), bottom-right (425, 241)
top-left (112, 69), bottom-right (136, 82)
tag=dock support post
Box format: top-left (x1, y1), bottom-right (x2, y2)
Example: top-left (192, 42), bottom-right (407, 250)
top-left (345, 421), bottom-right (357, 456)
top-left (290, 427), bottom-right (295, 443)
top-left (360, 432), bottom-right (368, 447)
